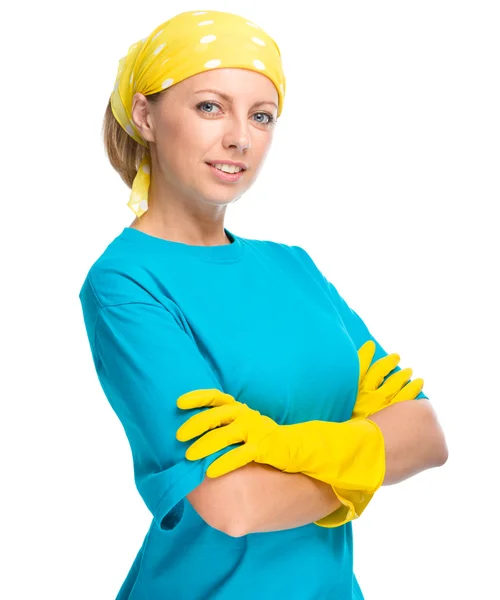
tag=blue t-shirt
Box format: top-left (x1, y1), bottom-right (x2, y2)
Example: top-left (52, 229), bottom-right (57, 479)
top-left (78, 226), bottom-right (426, 600)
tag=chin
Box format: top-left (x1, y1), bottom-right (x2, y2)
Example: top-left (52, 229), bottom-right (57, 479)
top-left (204, 195), bottom-right (241, 206)
top-left (199, 186), bottom-right (245, 206)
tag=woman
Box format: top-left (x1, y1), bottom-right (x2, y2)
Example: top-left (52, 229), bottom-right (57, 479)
top-left (79, 10), bottom-right (448, 599)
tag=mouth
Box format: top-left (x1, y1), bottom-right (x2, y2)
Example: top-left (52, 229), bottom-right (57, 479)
top-left (206, 163), bottom-right (246, 183)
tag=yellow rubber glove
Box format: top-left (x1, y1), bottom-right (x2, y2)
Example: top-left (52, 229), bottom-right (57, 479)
top-left (316, 341), bottom-right (424, 526)
top-left (176, 389), bottom-right (385, 527)
top-left (353, 340), bottom-right (424, 419)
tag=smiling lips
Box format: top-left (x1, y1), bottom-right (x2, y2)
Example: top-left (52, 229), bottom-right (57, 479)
top-left (207, 160), bottom-right (248, 171)
top-left (207, 163), bottom-right (246, 182)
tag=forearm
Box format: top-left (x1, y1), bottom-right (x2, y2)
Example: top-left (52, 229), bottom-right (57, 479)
top-left (242, 462), bottom-right (342, 534)
top-left (188, 461), bottom-right (342, 537)
top-left (240, 462), bottom-right (342, 535)
top-left (369, 398), bottom-right (448, 485)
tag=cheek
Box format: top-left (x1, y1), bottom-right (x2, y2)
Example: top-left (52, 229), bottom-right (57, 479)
top-left (155, 124), bottom-right (198, 172)
top-left (253, 134), bottom-right (274, 164)
top-left (255, 126), bottom-right (274, 149)
top-left (173, 122), bottom-right (216, 163)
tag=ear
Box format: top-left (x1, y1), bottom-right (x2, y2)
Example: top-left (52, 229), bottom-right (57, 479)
top-left (131, 93), bottom-right (156, 143)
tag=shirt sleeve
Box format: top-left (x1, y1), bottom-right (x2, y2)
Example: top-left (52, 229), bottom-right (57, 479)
top-left (80, 278), bottom-right (237, 531)
top-left (293, 245), bottom-right (428, 400)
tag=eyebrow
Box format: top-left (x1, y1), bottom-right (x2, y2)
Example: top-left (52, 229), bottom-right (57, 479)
top-left (194, 88), bottom-right (278, 110)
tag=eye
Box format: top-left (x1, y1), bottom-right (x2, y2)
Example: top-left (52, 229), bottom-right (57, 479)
top-left (253, 112), bottom-right (276, 126)
top-left (197, 101), bottom-right (222, 115)
top-left (196, 102), bottom-right (276, 126)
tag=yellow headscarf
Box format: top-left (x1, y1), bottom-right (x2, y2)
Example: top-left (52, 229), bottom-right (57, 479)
top-left (110, 9), bottom-right (286, 218)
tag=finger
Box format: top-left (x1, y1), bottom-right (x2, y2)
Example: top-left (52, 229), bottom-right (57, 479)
top-left (206, 445), bottom-right (255, 478)
top-left (392, 378), bottom-right (424, 402)
top-left (176, 388), bottom-right (235, 410)
top-left (176, 404), bottom-right (240, 442)
top-left (185, 422), bottom-right (245, 461)
top-left (357, 341), bottom-right (376, 383)
top-left (363, 353), bottom-right (401, 390)
top-left (378, 368), bottom-right (413, 399)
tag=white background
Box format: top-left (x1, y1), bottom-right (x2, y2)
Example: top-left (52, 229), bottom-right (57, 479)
top-left (2, 1), bottom-right (499, 598)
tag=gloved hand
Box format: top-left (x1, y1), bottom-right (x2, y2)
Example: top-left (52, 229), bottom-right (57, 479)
top-left (353, 340), bottom-right (424, 419)
top-left (316, 341), bottom-right (424, 525)
top-left (176, 389), bottom-right (385, 527)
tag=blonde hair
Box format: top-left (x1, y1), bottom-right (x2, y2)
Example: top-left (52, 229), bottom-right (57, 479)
top-left (101, 91), bottom-right (164, 189)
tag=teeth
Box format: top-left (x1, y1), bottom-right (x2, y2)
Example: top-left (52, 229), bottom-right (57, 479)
top-left (213, 163), bottom-right (242, 173)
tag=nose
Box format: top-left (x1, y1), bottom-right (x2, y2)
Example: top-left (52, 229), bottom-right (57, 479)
top-left (222, 114), bottom-right (251, 153)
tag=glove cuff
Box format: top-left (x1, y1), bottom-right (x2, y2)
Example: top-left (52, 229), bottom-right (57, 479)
top-left (313, 419), bottom-right (386, 528)
top-left (337, 418), bottom-right (386, 492)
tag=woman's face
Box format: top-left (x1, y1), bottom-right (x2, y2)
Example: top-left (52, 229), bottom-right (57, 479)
top-left (132, 68), bottom-right (279, 208)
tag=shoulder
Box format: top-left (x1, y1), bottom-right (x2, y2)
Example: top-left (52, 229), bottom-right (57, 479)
top-left (79, 235), bottom-right (161, 309)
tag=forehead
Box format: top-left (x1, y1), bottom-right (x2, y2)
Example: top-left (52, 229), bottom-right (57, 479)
top-left (178, 68), bottom-right (278, 100)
